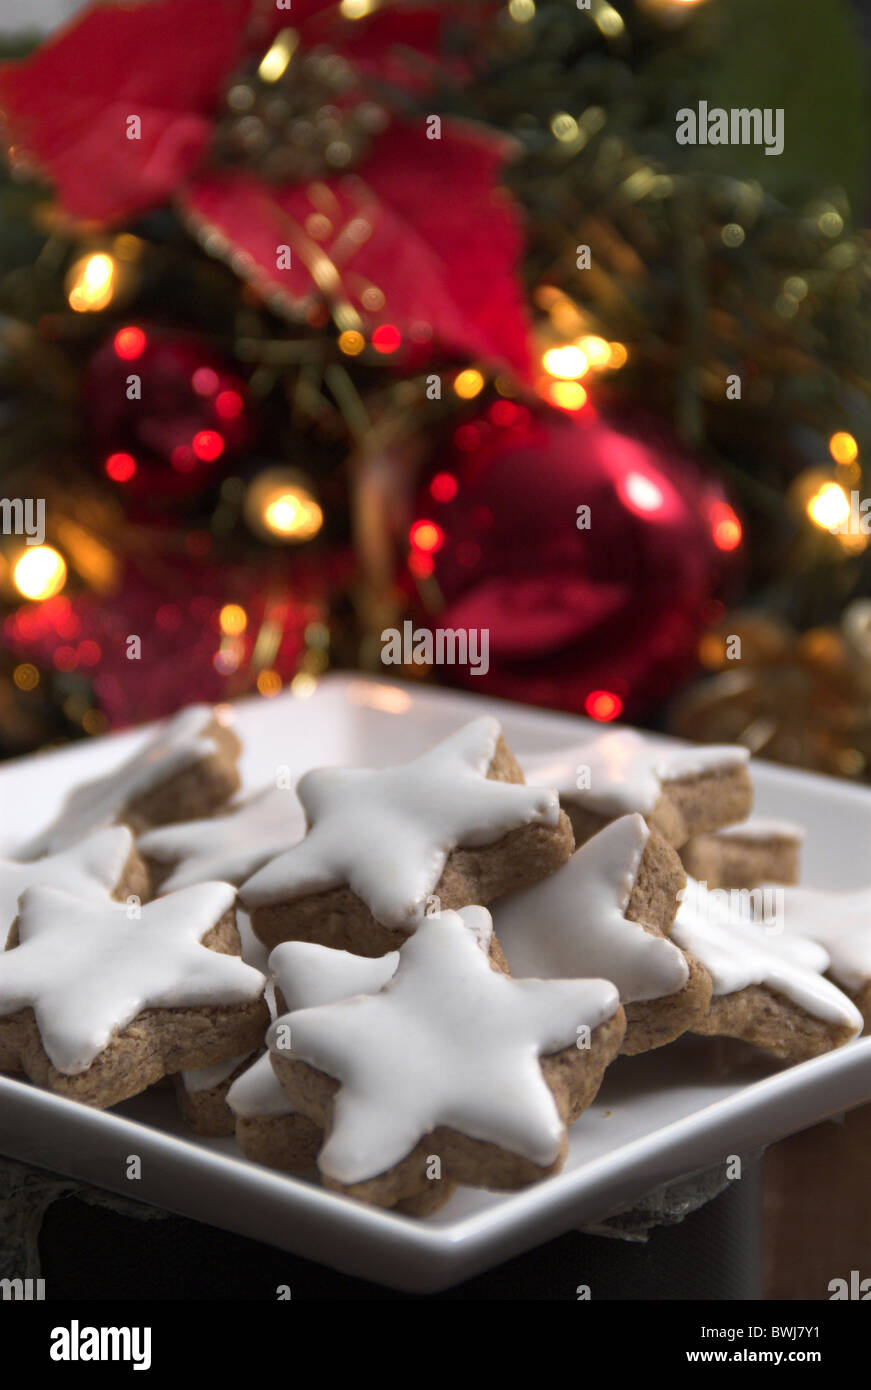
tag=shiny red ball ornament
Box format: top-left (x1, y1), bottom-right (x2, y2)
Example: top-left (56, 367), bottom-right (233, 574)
top-left (85, 329), bottom-right (252, 502)
top-left (414, 409), bottom-right (742, 719)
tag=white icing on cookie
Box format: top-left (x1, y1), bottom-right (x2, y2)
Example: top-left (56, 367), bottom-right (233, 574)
top-left (240, 717), bottom-right (560, 929)
top-left (181, 1054), bottom-right (249, 1093)
top-left (0, 881), bottom-right (264, 1074)
top-left (267, 906), bottom-right (620, 1184)
top-left (671, 877), bottom-right (863, 1030)
top-left (18, 704), bottom-right (228, 858)
top-left (492, 814), bottom-right (689, 1002)
top-left (712, 818), bottom-right (805, 843)
top-left (526, 730), bottom-right (748, 819)
top-left (226, 942), bottom-right (400, 1119)
top-left (139, 786), bottom-right (302, 892)
top-left (225, 1052), bottom-right (292, 1117)
top-left (271, 941), bottom-right (401, 1013)
top-left (0, 826), bottom-right (136, 939)
top-left (778, 884), bottom-right (871, 993)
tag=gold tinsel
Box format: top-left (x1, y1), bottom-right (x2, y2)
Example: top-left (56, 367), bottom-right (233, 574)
top-left (671, 603), bottom-right (871, 782)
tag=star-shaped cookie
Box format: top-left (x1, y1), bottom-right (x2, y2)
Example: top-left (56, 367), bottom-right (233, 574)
top-left (0, 881), bottom-right (266, 1083)
top-left (268, 906), bottom-right (623, 1204)
top-left (18, 703), bottom-right (239, 858)
top-left (671, 876), bottom-right (863, 1059)
top-left (139, 786), bottom-right (303, 892)
top-left (526, 728), bottom-right (751, 848)
top-left (241, 717), bottom-right (569, 949)
top-left (492, 814), bottom-right (711, 1053)
top-left (0, 826), bottom-right (143, 942)
top-left (227, 943), bottom-right (400, 1122)
top-left (778, 882), bottom-right (871, 1022)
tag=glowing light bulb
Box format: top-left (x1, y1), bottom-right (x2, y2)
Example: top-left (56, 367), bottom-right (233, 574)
top-left (340, 0), bottom-right (378, 17)
top-left (430, 472), bottom-right (458, 503)
top-left (453, 369), bottom-right (485, 400)
top-left (114, 326), bottom-right (146, 360)
top-left (585, 690), bottom-right (623, 722)
top-left (807, 482), bottom-right (850, 531)
top-left (371, 324), bottom-right (401, 354)
top-left (105, 452), bottom-right (136, 482)
top-left (257, 28), bottom-right (298, 83)
top-left (13, 545), bottom-right (67, 600)
top-left (548, 380), bottom-right (588, 411)
top-left (219, 604), bottom-right (248, 636)
top-left (338, 330), bottom-right (365, 356)
top-left (542, 345), bottom-right (589, 379)
top-left (709, 500), bottom-right (743, 551)
top-left (622, 472), bottom-right (664, 514)
top-left (409, 519), bottom-right (444, 554)
top-left (577, 335), bottom-right (611, 368)
top-left (67, 252), bottom-right (116, 312)
top-left (257, 669), bottom-right (283, 697)
top-left (829, 432), bottom-right (858, 466)
top-left (264, 489), bottom-right (323, 541)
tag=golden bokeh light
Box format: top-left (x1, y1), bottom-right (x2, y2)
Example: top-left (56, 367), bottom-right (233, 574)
top-left (264, 489), bottom-right (323, 540)
top-left (548, 380), bottom-right (588, 411)
top-left (542, 345), bottom-right (589, 379)
top-left (807, 481), bottom-right (850, 531)
top-left (219, 603), bottom-right (248, 636)
top-left (577, 335), bottom-right (611, 368)
top-left (607, 341), bottom-right (629, 368)
top-left (13, 545), bottom-right (67, 600)
top-left (338, 330), bottom-right (365, 356)
top-left (257, 29), bottom-right (298, 83)
top-left (66, 252), bottom-right (116, 312)
top-left (13, 663), bottom-right (39, 691)
top-left (453, 368), bottom-right (485, 399)
top-left (256, 669), bottom-right (283, 697)
top-left (829, 431), bottom-right (858, 466)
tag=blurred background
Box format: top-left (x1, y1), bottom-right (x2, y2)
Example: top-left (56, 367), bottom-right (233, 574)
top-left (1, 0), bottom-right (870, 1302)
top-left (1, 0), bottom-right (871, 790)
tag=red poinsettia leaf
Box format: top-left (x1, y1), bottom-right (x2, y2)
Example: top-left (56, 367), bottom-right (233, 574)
top-left (0, 0), bottom-right (252, 222)
top-left (181, 120), bottom-right (532, 377)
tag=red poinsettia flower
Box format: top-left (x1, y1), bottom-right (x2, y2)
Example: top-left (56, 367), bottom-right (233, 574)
top-left (0, 0), bottom-right (531, 376)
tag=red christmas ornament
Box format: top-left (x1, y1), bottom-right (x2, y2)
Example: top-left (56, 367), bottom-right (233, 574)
top-left (412, 409), bottom-right (743, 719)
top-left (84, 329), bottom-right (251, 501)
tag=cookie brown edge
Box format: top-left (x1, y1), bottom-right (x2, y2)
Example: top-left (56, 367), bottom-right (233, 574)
top-left (247, 733), bottom-right (575, 955)
top-left (692, 982), bottom-right (858, 1062)
top-left (122, 716), bottom-right (241, 835)
top-left (565, 762), bottom-right (754, 851)
top-left (268, 941), bottom-right (625, 1210)
top-left (652, 762), bottom-right (754, 848)
top-left (0, 906), bottom-right (268, 1107)
top-left (680, 831), bottom-right (801, 890)
top-left (621, 827), bottom-right (713, 1054)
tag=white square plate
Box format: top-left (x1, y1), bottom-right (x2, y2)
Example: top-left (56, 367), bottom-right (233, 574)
top-left (1, 673), bottom-right (870, 1293)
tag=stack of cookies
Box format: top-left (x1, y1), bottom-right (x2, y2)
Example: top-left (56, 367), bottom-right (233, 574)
top-left (1, 702), bottom-right (867, 1216)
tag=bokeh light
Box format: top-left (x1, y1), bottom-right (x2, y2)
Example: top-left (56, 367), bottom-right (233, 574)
top-left (13, 546), bottom-right (67, 600)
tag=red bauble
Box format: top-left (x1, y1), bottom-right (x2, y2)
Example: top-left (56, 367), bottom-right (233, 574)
top-left (84, 328), bottom-right (252, 502)
top-left (411, 408), bottom-right (742, 719)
